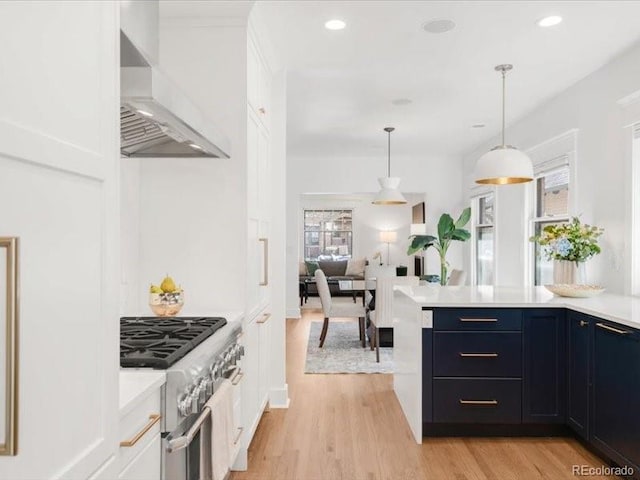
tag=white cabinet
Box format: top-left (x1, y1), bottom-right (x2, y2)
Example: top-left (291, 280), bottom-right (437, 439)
top-left (247, 37), bottom-right (271, 131)
top-left (118, 384), bottom-right (162, 480)
top-left (0, 2), bottom-right (119, 479)
top-left (118, 435), bottom-right (161, 480)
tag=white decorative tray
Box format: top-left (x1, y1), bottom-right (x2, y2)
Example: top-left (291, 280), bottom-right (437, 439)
top-left (544, 284), bottom-right (606, 298)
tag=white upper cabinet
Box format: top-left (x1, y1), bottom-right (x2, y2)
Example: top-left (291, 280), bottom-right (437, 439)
top-left (247, 36), bottom-right (271, 131)
top-left (0, 2), bottom-right (120, 479)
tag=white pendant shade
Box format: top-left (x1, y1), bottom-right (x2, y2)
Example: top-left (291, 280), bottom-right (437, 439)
top-left (372, 177), bottom-right (407, 205)
top-left (474, 64), bottom-right (533, 185)
top-left (474, 146), bottom-right (534, 185)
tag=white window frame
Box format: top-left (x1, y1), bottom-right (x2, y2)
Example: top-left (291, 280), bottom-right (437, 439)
top-left (525, 130), bottom-right (578, 286)
top-left (631, 124), bottom-right (640, 296)
top-left (470, 191), bottom-right (496, 286)
top-left (529, 165), bottom-right (571, 286)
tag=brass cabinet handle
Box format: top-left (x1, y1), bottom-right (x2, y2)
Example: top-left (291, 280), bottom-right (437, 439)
top-left (596, 322), bottom-right (631, 336)
top-left (579, 320), bottom-right (589, 327)
top-left (258, 107), bottom-right (266, 115)
top-left (459, 353), bottom-right (499, 358)
top-left (259, 238), bottom-right (269, 286)
top-left (234, 427), bottom-right (244, 445)
top-left (459, 318), bottom-right (498, 323)
top-left (459, 399), bottom-right (498, 406)
top-left (120, 414), bottom-right (161, 447)
top-left (257, 312), bottom-right (271, 324)
top-left (231, 371), bottom-right (244, 386)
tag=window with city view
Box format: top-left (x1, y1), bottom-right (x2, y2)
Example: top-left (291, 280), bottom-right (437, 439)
top-left (303, 209), bottom-right (353, 261)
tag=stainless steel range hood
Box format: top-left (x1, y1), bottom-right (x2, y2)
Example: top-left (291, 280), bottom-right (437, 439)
top-left (119, 2), bottom-right (230, 158)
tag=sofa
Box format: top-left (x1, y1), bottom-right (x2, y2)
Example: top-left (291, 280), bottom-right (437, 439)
top-left (299, 258), bottom-right (367, 305)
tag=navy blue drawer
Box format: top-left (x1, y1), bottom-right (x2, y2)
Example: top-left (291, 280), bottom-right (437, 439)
top-left (434, 308), bottom-right (522, 331)
top-left (433, 378), bottom-right (522, 424)
top-left (433, 332), bottom-right (522, 377)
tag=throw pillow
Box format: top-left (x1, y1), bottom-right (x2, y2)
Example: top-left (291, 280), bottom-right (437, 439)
top-left (346, 257), bottom-right (366, 277)
top-left (299, 261), bottom-right (308, 276)
top-left (305, 260), bottom-right (319, 275)
top-left (318, 260), bottom-right (347, 277)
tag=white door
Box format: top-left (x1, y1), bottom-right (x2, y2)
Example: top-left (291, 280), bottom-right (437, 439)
top-left (0, 2), bottom-right (120, 478)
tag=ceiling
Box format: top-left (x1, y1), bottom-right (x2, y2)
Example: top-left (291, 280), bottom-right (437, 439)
top-left (256, 1), bottom-right (640, 159)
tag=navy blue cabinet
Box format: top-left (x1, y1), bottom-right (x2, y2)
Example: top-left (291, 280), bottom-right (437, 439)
top-left (567, 311), bottom-right (591, 440)
top-left (592, 320), bottom-right (640, 475)
top-left (523, 309), bottom-right (566, 424)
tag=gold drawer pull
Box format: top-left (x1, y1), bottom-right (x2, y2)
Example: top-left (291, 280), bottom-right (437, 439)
top-left (459, 399), bottom-right (498, 406)
top-left (120, 414), bottom-right (161, 447)
top-left (234, 427), bottom-right (244, 445)
top-left (231, 371), bottom-right (244, 386)
top-left (459, 353), bottom-right (499, 358)
top-left (459, 318), bottom-right (498, 323)
top-left (257, 312), bottom-right (271, 324)
top-left (596, 322), bottom-right (630, 336)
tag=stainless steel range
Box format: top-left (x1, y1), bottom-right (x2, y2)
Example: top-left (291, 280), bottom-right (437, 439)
top-left (120, 316), bottom-right (243, 480)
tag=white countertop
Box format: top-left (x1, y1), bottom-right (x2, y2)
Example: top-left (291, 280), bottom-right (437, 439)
top-left (119, 370), bottom-right (166, 417)
top-left (396, 285), bottom-right (640, 330)
top-left (118, 310), bottom-right (244, 416)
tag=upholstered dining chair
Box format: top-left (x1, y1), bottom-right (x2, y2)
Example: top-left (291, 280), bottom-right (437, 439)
top-left (368, 276), bottom-right (419, 362)
top-left (315, 269), bottom-right (367, 348)
top-left (447, 269), bottom-right (467, 286)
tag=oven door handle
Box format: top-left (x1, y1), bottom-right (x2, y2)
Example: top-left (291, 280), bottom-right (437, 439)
top-left (166, 407), bottom-right (211, 453)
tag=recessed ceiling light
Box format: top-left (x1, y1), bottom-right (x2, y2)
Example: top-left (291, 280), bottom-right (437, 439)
top-left (325, 19), bottom-right (346, 30)
top-left (137, 109), bottom-right (153, 117)
top-left (422, 19), bottom-right (456, 34)
top-left (537, 15), bottom-right (563, 27)
top-left (189, 143), bottom-right (203, 150)
top-left (392, 98), bottom-right (412, 106)
top-left (471, 124), bottom-right (486, 129)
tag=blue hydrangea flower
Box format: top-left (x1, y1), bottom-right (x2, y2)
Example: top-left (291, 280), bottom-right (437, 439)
top-left (554, 237), bottom-right (573, 257)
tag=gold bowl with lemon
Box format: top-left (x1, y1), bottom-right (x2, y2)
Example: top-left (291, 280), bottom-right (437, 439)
top-left (149, 275), bottom-right (184, 316)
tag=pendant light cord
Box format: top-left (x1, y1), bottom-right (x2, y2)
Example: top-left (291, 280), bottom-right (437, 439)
top-left (387, 130), bottom-right (391, 177)
top-left (501, 69), bottom-right (506, 147)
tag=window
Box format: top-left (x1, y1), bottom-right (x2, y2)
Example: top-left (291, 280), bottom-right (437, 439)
top-left (303, 209), bottom-right (353, 261)
top-left (532, 166), bottom-right (570, 285)
top-left (632, 124), bottom-right (640, 295)
top-left (473, 194), bottom-right (494, 285)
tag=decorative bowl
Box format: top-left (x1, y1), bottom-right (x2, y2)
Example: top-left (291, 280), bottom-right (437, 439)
top-left (149, 291), bottom-right (184, 316)
top-left (544, 284), bottom-right (605, 298)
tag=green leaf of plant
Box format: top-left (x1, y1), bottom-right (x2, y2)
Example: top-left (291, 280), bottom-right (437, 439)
top-left (437, 214), bottom-right (454, 243)
top-left (454, 207), bottom-right (472, 229)
top-left (406, 235), bottom-right (437, 255)
top-left (449, 228), bottom-right (471, 241)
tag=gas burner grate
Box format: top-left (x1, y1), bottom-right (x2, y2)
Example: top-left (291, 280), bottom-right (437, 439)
top-left (119, 316), bottom-right (227, 369)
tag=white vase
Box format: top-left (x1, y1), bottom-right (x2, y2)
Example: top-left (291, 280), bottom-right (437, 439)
top-left (553, 260), bottom-right (587, 285)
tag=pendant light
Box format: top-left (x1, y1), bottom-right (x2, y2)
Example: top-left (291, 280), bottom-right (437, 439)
top-left (373, 127), bottom-right (407, 205)
top-left (474, 65), bottom-right (533, 185)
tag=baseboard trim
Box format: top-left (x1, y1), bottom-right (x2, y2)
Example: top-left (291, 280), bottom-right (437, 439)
top-left (269, 384), bottom-right (290, 408)
top-left (286, 307), bottom-right (301, 318)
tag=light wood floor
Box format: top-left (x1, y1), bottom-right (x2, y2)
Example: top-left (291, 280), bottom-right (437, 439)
top-left (231, 307), bottom-right (615, 480)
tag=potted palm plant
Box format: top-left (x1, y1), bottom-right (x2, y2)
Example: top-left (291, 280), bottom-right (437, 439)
top-left (407, 208), bottom-right (471, 286)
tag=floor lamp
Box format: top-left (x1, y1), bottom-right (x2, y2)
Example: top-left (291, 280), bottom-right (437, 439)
top-left (379, 230), bottom-right (397, 266)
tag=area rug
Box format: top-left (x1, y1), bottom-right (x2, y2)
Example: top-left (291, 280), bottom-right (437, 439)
top-left (304, 321), bottom-right (393, 374)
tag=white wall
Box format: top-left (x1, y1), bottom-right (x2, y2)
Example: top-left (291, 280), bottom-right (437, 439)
top-left (286, 152), bottom-right (466, 317)
top-left (462, 40), bottom-right (640, 293)
top-left (120, 20), bottom-right (249, 313)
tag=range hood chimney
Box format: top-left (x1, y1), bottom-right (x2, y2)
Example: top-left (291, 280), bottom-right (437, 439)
top-left (119, 1), bottom-right (230, 158)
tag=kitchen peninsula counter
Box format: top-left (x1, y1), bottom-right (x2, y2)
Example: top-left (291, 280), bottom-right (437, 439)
top-left (393, 285), bottom-right (640, 467)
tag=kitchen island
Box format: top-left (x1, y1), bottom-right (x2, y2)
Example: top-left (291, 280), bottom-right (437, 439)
top-left (394, 286), bottom-right (640, 478)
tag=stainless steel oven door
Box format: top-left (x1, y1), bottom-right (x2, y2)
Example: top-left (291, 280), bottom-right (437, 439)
top-left (163, 407), bottom-right (211, 480)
